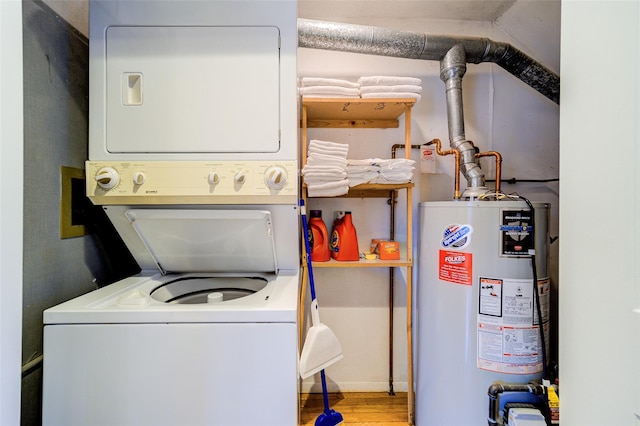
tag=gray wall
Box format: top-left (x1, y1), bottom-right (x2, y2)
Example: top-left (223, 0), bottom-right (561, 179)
top-left (21, 1), bottom-right (112, 424)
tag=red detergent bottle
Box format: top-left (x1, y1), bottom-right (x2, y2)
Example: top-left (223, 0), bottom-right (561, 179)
top-left (330, 211), bottom-right (360, 261)
top-left (309, 210), bottom-right (330, 262)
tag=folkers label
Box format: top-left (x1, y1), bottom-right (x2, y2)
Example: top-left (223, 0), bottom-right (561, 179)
top-left (438, 250), bottom-right (473, 286)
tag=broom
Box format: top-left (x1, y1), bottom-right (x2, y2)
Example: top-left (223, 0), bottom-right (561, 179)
top-left (300, 200), bottom-right (344, 426)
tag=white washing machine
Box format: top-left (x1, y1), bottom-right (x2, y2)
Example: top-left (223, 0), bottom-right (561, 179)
top-left (43, 204), bottom-right (300, 426)
top-left (43, 1), bottom-right (300, 425)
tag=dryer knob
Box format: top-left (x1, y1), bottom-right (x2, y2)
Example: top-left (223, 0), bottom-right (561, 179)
top-left (95, 167), bottom-right (119, 190)
top-left (234, 172), bottom-right (246, 185)
top-left (264, 166), bottom-right (288, 190)
top-left (132, 172), bottom-right (146, 185)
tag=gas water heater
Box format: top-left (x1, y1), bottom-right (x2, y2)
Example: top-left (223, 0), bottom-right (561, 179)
top-left (416, 200), bottom-right (550, 426)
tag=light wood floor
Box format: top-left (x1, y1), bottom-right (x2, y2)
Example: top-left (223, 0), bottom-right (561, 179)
top-left (300, 392), bottom-right (409, 425)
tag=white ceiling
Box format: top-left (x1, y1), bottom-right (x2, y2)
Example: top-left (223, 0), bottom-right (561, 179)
top-left (298, 0), bottom-right (517, 22)
top-left (45, 0), bottom-right (521, 39)
top-left (42, 0), bottom-right (559, 72)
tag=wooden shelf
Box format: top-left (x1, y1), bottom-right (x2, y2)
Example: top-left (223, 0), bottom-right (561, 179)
top-left (302, 98), bottom-right (416, 128)
top-left (300, 96), bottom-right (416, 425)
top-left (311, 245), bottom-right (411, 268)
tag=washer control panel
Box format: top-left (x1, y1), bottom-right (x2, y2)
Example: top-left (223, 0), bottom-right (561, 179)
top-left (86, 160), bottom-right (297, 205)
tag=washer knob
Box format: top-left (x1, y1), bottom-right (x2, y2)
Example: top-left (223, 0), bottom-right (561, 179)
top-left (95, 167), bottom-right (119, 190)
top-left (234, 172), bottom-right (246, 185)
top-left (208, 172), bottom-right (220, 185)
top-left (132, 172), bottom-right (146, 185)
top-left (264, 165), bottom-right (288, 190)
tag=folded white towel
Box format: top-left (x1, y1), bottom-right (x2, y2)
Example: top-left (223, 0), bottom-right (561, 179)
top-left (346, 165), bottom-right (381, 173)
top-left (306, 180), bottom-right (350, 197)
top-left (361, 92), bottom-right (421, 101)
top-left (371, 176), bottom-right (413, 184)
top-left (302, 165), bottom-right (347, 174)
top-left (299, 86), bottom-right (360, 97)
top-left (374, 170), bottom-right (414, 182)
top-left (348, 177), bottom-right (372, 187)
top-left (360, 85), bottom-right (422, 95)
top-left (302, 77), bottom-right (360, 89)
top-left (308, 140), bottom-right (349, 159)
top-left (376, 158), bottom-right (416, 168)
top-left (379, 169), bottom-right (415, 176)
top-left (347, 171), bottom-right (380, 187)
top-left (346, 158), bottom-right (381, 166)
top-left (358, 76), bottom-right (422, 86)
top-left (379, 169), bottom-right (414, 176)
top-left (301, 94), bottom-right (361, 99)
top-left (346, 170), bottom-right (380, 177)
top-left (310, 139), bottom-right (350, 151)
top-left (304, 171), bottom-right (347, 180)
top-left (306, 155), bottom-right (348, 168)
top-left (305, 177), bottom-right (348, 186)
top-left (309, 147), bottom-right (349, 158)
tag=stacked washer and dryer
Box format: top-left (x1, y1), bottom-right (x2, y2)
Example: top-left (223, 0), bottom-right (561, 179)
top-left (42, 1), bottom-right (300, 425)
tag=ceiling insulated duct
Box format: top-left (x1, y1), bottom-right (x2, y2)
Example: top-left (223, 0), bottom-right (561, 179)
top-left (297, 19), bottom-right (559, 104)
top-left (298, 19), bottom-right (560, 198)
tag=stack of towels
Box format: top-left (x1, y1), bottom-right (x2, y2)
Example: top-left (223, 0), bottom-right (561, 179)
top-left (347, 158), bottom-right (416, 185)
top-left (302, 140), bottom-right (350, 197)
top-left (358, 76), bottom-right (422, 101)
top-left (346, 162), bottom-right (380, 187)
top-left (299, 77), bottom-right (360, 98)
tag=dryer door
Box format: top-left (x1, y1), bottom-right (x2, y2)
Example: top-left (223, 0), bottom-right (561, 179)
top-left (105, 26), bottom-right (280, 154)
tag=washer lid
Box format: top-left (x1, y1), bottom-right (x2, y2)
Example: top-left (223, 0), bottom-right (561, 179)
top-left (124, 209), bottom-right (277, 274)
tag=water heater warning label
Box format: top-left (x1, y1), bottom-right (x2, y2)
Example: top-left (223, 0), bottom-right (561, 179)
top-left (477, 278), bottom-right (550, 375)
top-left (438, 250), bottom-right (473, 286)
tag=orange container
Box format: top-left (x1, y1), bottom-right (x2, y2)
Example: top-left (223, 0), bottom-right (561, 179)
top-left (309, 210), bottom-right (330, 262)
top-left (330, 211), bottom-right (360, 261)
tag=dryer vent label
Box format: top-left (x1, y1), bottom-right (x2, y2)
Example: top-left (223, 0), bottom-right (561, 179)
top-left (438, 250), bottom-right (473, 286)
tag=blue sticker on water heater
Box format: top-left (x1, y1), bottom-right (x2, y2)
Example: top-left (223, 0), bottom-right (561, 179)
top-left (441, 224), bottom-right (473, 249)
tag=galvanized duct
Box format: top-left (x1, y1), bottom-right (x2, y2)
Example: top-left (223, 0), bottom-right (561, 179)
top-left (298, 19), bottom-right (560, 197)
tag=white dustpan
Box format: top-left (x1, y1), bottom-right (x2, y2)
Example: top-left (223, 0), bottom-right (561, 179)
top-left (299, 299), bottom-right (343, 379)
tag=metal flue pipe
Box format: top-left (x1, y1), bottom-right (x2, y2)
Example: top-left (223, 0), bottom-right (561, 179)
top-left (297, 19), bottom-right (560, 104)
top-left (439, 43), bottom-right (487, 197)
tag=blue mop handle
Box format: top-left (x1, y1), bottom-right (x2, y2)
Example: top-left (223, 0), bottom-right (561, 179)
top-left (300, 200), bottom-right (317, 301)
top-left (320, 370), bottom-right (332, 413)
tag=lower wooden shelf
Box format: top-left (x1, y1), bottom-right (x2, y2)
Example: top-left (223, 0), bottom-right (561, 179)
top-left (309, 245), bottom-right (411, 268)
top-left (311, 258), bottom-right (411, 268)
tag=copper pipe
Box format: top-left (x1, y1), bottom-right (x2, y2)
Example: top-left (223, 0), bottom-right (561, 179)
top-left (425, 138), bottom-right (461, 199)
top-left (475, 151), bottom-right (503, 194)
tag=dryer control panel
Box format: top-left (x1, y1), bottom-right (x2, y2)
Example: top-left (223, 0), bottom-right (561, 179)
top-left (86, 161), bottom-right (297, 205)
